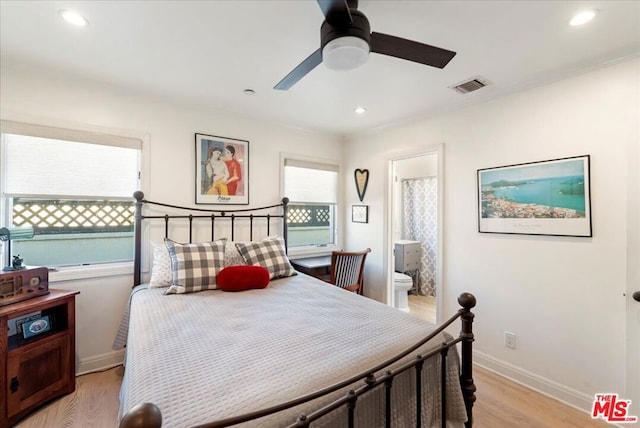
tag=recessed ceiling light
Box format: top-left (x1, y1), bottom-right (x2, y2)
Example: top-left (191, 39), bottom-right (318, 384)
top-left (59, 9), bottom-right (88, 27)
top-left (569, 9), bottom-right (597, 27)
top-left (354, 106), bottom-right (367, 115)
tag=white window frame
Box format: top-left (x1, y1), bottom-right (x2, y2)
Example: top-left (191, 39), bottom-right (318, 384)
top-left (280, 152), bottom-right (342, 258)
top-left (0, 120), bottom-right (149, 282)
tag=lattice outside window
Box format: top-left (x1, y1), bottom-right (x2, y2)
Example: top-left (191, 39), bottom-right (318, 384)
top-left (12, 199), bottom-right (134, 234)
top-left (287, 205), bottom-right (330, 228)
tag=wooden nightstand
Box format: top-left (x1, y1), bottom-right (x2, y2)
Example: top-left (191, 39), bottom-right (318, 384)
top-left (0, 289), bottom-right (79, 428)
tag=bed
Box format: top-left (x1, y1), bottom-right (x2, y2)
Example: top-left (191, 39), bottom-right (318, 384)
top-left (116, 192), bottom-right (476, 427)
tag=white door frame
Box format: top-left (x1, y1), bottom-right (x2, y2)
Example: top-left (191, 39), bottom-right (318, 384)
top-left (626, 130), bottom-right (640, 414)
top-left (383, 144), bottom-right (444, 322)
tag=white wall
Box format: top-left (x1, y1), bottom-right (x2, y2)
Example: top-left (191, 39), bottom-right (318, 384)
top-left (0, 65), bottom-right (341, 372)
top-left (343, 59), bottom-right (639, 411)
top-left (394, 154), bottom-right (437, 180)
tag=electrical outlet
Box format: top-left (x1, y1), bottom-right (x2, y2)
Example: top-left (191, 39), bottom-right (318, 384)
top-left (504, 331), bottom-right (516, 349)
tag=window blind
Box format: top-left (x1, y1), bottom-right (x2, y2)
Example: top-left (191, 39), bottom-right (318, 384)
top-left (284, 158), bottom-right (339, 172)
top-left (284, 164), bottom-right (338, 204)
top-left (0, 120), bottom-right (142, 150)
top-left (3, 133), bottom-right (140, 199)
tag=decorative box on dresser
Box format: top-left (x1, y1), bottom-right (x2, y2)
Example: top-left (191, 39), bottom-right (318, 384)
top-left (0, 289), bottom-right (79, 428)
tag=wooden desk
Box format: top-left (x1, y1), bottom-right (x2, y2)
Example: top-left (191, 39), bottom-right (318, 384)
top-left (290, 256), bottom-right (331, 281)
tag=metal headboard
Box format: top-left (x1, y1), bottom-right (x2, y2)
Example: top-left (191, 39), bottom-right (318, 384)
top-left (132, 191), bottom-right (289, 286)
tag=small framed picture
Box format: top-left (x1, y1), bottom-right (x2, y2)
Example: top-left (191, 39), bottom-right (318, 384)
top-left (352, 205), bottom-right (369, 223)
top-left (14, 313), bottom-right (40, 337)
top-left (20, 315), bottom-right (52, 340)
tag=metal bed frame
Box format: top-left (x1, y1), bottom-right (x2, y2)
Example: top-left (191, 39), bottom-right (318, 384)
top-left (120, 191), bottom-right (476, 428)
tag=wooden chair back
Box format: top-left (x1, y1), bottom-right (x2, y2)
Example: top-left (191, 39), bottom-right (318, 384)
top-left (328, 248), bottom-right (371, 295)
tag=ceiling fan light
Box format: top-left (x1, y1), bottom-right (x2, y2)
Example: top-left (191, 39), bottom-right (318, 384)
top-left (322, 36), bottom-right (370, 71)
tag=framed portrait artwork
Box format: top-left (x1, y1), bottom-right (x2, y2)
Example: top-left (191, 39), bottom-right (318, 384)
top-left (477, 155), bottom-right (591, 237)
top-left (195, 133), bottom-right (249, 205)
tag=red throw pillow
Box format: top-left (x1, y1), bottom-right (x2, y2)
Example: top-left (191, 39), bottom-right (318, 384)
top-left (217, 265), bottom-right (270, 292)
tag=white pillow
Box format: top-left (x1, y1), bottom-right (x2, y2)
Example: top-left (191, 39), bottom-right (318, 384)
top-left (224, 241), bottom-right (244, 267)
top-left (149, 241), bottom-right (172, 288)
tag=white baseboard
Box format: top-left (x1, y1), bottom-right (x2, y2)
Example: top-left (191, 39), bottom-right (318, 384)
top-left (77, 349), bottom-right (124, 375)
top-left (474, 350), bottom-right (593, 413)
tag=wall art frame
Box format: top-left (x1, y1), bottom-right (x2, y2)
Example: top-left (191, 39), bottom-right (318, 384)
top-left (477, 155), bottom-right (591, 237)
top-left (196, 133), bottom-right (249, 205)
top-left (352, 205), bottom-right (369, 223)
top-left (354, 169), bottom-right (369, 202)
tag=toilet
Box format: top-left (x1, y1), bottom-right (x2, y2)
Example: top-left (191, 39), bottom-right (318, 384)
top-left (393, 272), bottom-right (413, 312)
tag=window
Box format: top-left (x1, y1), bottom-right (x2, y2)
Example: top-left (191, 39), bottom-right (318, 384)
top-left (283, 157), bottom-right (339, 252)
top-left (0, 121), bottom-right (141, 269)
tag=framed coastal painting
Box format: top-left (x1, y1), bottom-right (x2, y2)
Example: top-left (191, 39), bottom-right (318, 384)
top-left (195, 133), bottom-right (249, 205)
top-left (477, 155), bottom-right (591, 237)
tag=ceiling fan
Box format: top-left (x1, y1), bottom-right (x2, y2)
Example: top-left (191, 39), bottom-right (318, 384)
top-left (274, 0), bottom-right (457, 90)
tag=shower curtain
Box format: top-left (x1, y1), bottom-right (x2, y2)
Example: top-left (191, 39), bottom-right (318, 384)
top-left (402, 177), bottom-right (437, 297)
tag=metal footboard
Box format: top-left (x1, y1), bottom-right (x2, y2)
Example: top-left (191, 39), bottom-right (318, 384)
top-left (120, 293), bottom-right (476, 428)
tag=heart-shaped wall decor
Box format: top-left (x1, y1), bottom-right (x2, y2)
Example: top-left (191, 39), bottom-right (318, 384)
top-left (354, 169), bottom-right (369, 202)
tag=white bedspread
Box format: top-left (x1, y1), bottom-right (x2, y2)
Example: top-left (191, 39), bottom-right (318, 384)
top-left (118, 274), bottom-right (467, 427)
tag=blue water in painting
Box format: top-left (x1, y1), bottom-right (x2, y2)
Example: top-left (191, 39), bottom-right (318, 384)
top-left (491, 176), bottom-right (586, 212)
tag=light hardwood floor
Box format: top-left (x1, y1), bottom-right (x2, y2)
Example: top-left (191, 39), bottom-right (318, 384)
top-left (16, 364), bottom-right (608, 427)
top-left (16, 366), bottom-right (123, 428)
top-left (473, 366), bottom-right (608, 428)
top-left (408, 294), bottom-right (437, 323)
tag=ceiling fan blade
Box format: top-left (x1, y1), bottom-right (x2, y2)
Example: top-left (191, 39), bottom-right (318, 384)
top-left (316, 0), bottom-right (352, 27)
top-left (274, 48), bottom-right (323, 91)
top-left (370, 32), bottom-right (456, 69)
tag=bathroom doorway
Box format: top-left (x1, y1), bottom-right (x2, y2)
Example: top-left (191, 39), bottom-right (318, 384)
top-left (386, 146), bottom-right (443, 324)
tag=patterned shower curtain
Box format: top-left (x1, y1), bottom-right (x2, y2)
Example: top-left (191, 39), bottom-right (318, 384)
top-left (402, 178), bottom-right (437, 297)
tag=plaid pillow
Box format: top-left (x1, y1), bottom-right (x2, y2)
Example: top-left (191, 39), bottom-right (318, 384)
top-left (235, 236), bottom-right (295, 279)
top-left (164, 238), bottom-right (227, 294)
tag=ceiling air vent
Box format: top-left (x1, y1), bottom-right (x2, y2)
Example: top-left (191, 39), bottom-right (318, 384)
top-left (450, 76), bottom-right (491, 94)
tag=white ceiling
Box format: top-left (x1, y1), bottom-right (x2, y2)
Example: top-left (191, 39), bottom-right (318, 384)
top-left (1, 1), bottom-right (639, 138)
